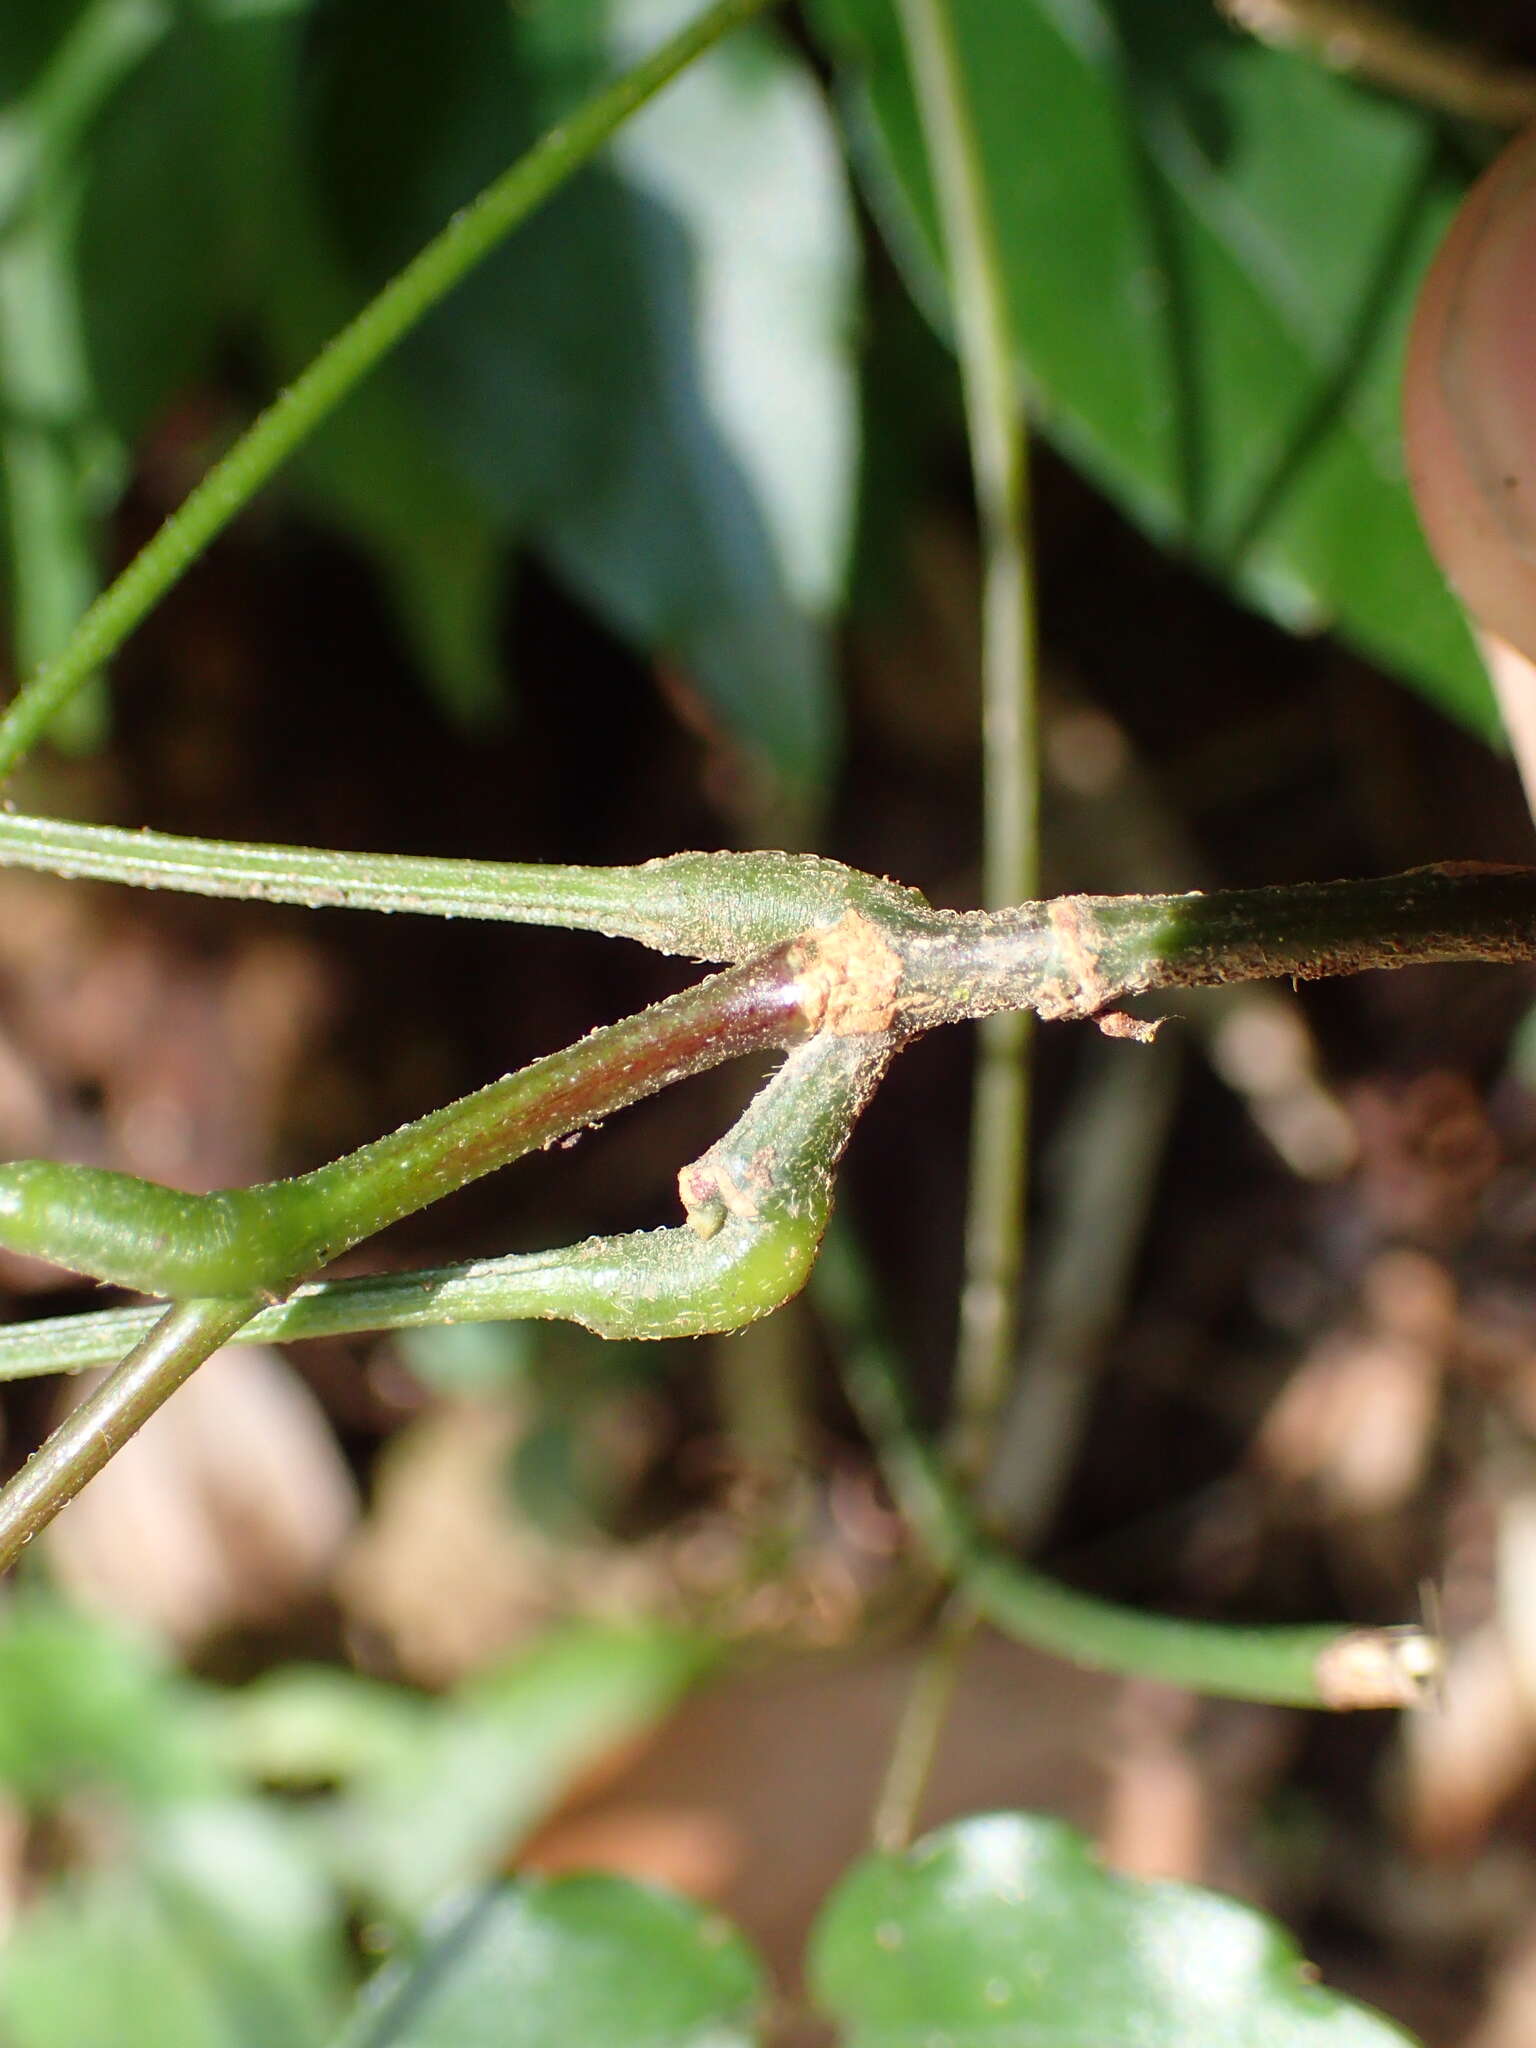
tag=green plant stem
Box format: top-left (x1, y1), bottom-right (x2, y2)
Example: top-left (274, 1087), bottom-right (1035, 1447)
top-left (0, 1040), bottom-right (891, 1378)
top-left (871, 1598), bottom-right (975, 1851)
top-left (886, 0), bottom-right (1040, 1844)
top-left (0, 0), bottom-right (780, 775)
top-left (0, 812), bottom-right (928, 962)
top-left (0, 946), bottom-right (823, 1564)
top-left (895, 0), bottom-right (1039, 1490)
top-left (824, 1237), bottom-right (1438, 1710)
top-left (1220, 0), bottom-right (1536, 125)
top-left (0, 945), bottom-right (812, 1296)
top-left (0, 1294), bottom-right (260, 1569)
top-left (3, 817), bottom-right (1529, 1014)
top-left (896, 863), bottom-right (1536, 1024)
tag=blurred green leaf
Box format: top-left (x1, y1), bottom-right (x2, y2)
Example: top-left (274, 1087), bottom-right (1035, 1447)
top-left (325, 1622), bottom-right (712, 1923)
top-left (333, 1876), bottom-right (763, 2048)
top-left (203, 0), bottom-right (512, 728)
top-left (393, 1322), bottom-right (535, 1397)
top-left (202, 1665), bottom-right (432, 1790)
top-left (0, 1801), bottom-right (350, 2048)
top-left (809, 1812), bottom-right (1421, 2046)
top-left (0, 1597), bottom-right (220, 1807)
top-left (308, 0), bottom-right (859, 816)
top-left (73, 5), bottom-right (229, 442)
top-left (0, 0), bottom-right (167, 746)
top-left (812, 0), bottom-right (1496, 737)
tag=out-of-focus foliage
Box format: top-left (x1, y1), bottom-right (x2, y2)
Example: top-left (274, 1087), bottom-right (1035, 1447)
top-left (0, 0), bottom-right (858, 815)
top-left (809, 1813), bottom-right (1421, 2047)
top-left (331, 1877), bottom-right (765, 2048)
top-left (0, 1599), bottom-right (710, 2046)
top-left (810, 0), bottom-right (1497, 737)
top-left (0, 0), bottom-right (1509, 794)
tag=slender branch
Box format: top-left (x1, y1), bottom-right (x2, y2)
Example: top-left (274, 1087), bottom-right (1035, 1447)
top-left (871, 1599), bottom-right (975, 1851)
top-left (0, 1024), bottom-right (890, 1562)
top-left (2, 818), bottom-right (1527, 1014)
top-left (0, 0), bottom-right (780, 775)
top-left (0, 812), bottom-right (927, 961)
top-left (895, 0), bottom-right (1039, 1487)
top-left (0, 1034), bottom-right (890, 1379)
top-left (0, 945), bottom-right (814, 1295)
top-left (884, 0), bottom-right (1041, 1844)
top-left (980, 1038), bottom-right (1180, 1543)
top-left (899, 864), bottom-right (1536, 1026)
top-left (1219, 0), bottom-right (1536, 127)
top-left (825, 1233), bottom-right (1439, 1710)
top-left (0, 1295), bottom-right (261, 1569)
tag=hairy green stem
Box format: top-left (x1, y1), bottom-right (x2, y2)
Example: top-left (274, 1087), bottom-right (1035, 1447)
top-left (898, 863), bottom-right (1536, 1024)
top-left (895, 0), bottom-right (1039, 1489)
top-left (0, 812), bottom-right (928, 961)
top-left (0, 993), bottom-right (880, 1565)
top-left (0, 946), bottom-right (811, 1295)
top-left (0, 0), bottom-right (779, 774)
top-left (0, 1027), bottom-right (884, 1372)
top-left (0, 1022), bottom-right (887, 1560)
top-left (2, 817), bottom-right (1529, 1012)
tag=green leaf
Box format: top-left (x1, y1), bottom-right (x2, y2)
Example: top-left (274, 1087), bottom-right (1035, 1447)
top-left (72, 5), bottom-right (230, 443)
top-left (326, 1622), bottom-right (712, 1923)
top-left (809, 1812), bottom-right (1421, 2047)
top-left (0, 0), bottom-right (292, 748)
top-left (203, 0), bottom-right (512, 729)
top-left (307, 0), bottom-right (859, 814)
top-left (0, 1596), bottom-right (220, 1807)
top-left (812, 0), bottom-right (1496, 737)
top-left (0, 1801), bottom-right (350, 2048)
top-left (202, 1665), bottom-right (433, 1790)
top-left (0, 0), bottom-right (167, 747)
top-left (333, 1877), bottom-right (763, 2048)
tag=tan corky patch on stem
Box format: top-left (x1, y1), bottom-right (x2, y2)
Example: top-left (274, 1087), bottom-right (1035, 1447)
top-left (1316, 1627), bottom-right (1442, 1710)
top-left (788, 910), bottom-right (904, 1036)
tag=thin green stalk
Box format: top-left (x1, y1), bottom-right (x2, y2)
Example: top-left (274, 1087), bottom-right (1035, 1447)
top-left (0, 946), bottom-right (811, 1296)
top-left (895, 0), bottom-right (1038, 1487)
top-left (0, 0), bottom-right (779, 776)
top-left (0, 947), bottom-right (840, 1562)
top-left (898, 864), bottom-right (1536, 1025)
top-left (0, 812), bottom-right (928, 962)
top-left (1220, 0), bottom-right (1536, 125)
top-left (817, 1213), bottom-right (1438, 1712)
top-left (886, 0), bottom-right (1037, 1846)
top-left (0, 1294), bottom-right (260, 1569)
top-left (0, 1032), bottom-right (892, 1381)
top-left (871, 1598), bottom-right (974, 1851)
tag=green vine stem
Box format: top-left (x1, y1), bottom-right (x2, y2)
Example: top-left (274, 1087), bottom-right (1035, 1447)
top-left (895, 863), bottom-right (1536, 1024)
top-left (0, 1296), bottom-right (261, 1566)
top-left (883, 0), bottom-right (1040, 1849)
top-left (0, 944), bottom-right (813, 1297)
top-left (816, 1215), bottom-right (1438, 1713)
top-left (895, 0), bottom-right (1039, 1488)
top-left (0, 942), bottom-right (828, 1567)
top-left (0, 1014), bottom-right (887, 1568)
top-left (1219, 0), bottom-right (1536, 126)
top-left (0, 813), bottom-right (929, 961)
top-left (0, 0), bottom-right (780, 776)
top-left (2, 816), bottom-right (1523, 1008)
top-left (0, 1033), bottom-right (894, 1380)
